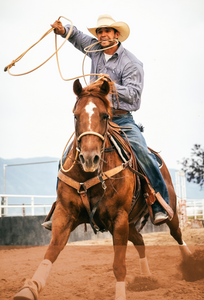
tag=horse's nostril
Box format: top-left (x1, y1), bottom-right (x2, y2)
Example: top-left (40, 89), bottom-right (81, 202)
top-left (79, 154), bottom-right (85, 164)
top-left (93, 155), bottom-right (100, 165)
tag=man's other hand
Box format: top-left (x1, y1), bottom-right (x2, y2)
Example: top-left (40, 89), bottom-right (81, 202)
top-left (99, 73), bottom-right (110, 81)
top-left (51, 20), bottom-right (65, 35)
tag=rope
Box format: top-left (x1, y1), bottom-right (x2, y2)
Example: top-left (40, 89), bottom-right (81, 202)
top-left (4, 16), bottom-right (121, 174)
top-left (5, 16), bottom-right (73, 76)
top-left (60, 131), bottom-right (79, 173)
top-left (4, 16), bottom-right (119, 85)
top-left (4, 16), bottom-right (120, 108)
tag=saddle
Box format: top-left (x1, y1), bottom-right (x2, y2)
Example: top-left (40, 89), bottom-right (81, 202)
top-left (107, 121), bottom-right (174, 224)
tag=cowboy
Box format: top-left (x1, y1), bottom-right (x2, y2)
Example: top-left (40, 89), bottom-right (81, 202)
top-left (47, 14), bottom-right (169, 225)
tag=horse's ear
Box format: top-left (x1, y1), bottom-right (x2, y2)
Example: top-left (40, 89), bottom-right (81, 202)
top-left (100, 80), bottom-right (110, 95)
top-left (73, 79), bottom-right (83, 96)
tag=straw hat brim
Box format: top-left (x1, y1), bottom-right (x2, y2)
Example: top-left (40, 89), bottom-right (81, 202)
top-left (87, 21), bottom-right (130, 42)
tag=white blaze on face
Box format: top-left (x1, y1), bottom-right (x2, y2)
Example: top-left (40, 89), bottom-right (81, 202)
top-left (85, 101), bottom-right (96, 130)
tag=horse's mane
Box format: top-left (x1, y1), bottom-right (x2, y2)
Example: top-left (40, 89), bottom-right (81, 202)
top-left (75, 79), bottom-right (115, 118)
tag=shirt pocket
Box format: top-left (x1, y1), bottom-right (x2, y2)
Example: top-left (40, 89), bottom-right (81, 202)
top-left (113, 67), bottom-right (122, 84)
top-left (96, 57), bottom-right (106, 73)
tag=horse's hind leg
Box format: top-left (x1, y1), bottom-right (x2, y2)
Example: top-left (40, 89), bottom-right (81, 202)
top-left (166, 213), bottom-right (191, 260)
top-left (128, 223), bottom-right (151, 276)
top-left (13, 202), bottom-right (75, 300)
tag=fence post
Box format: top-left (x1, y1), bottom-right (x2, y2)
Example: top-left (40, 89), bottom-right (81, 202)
top-left (0, 196), bottom-right (7, 217)
top-left (194, 200), bottom-right (196, 219)
top-left (203, 200), bottom-right (204, 220)
top-left (31, 197), bottom-right (34, 216)
top-left (22, 203), bottom-right (25, 216)
top-left (0, 197), bottom-right (2, 217)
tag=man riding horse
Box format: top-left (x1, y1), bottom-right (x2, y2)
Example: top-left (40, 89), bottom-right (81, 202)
top-left (13, 14), bottom-right (193, 300)
top-left (45, 14), bottom-right (169, 225)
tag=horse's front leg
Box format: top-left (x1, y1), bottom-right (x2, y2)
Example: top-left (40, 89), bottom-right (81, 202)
top-left (112, 210), bottom-right (129, 300)
top-left (13, 201), bottom-right (76, 300)
top-left (44, 202), bottom-right (75, 263)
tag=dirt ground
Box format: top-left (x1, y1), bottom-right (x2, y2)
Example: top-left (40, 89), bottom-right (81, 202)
top-left (1, 227), bottom-right (204, 300)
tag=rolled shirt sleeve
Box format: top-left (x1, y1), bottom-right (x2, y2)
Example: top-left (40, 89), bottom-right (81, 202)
top-left (62, 25), bottom-right (97, 56)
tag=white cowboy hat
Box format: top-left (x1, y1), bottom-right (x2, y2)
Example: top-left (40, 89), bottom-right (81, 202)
top-left (87, 14), bottom-right (130, 42)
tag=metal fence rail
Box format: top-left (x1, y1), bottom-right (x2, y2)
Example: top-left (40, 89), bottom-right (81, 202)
top-left (186, 198), bottom-right (204, 219)
top-left (1, 194), bottom-right (204, 220)
top-left (0, 194), bottom-right (55, 217)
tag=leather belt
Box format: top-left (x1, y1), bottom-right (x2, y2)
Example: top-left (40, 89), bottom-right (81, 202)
top-left (113, 109), bottom-right (128, 115)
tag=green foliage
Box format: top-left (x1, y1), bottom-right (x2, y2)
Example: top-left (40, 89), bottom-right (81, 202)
top-left (181, 144), bottom-right (204, 189)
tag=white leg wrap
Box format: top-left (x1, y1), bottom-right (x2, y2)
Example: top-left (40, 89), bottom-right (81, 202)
top-left (13, 279), bottom-right (37, 300)
top-left (115, 281), bottom-right (126, 300)
top-left (13, 260), bottom-right (52, 300)
top-left (139, 257), bottom-right (151, 276)
top-left (179, 241), bottom-right (192, 259)
top-left (32, 259), bottom-right (52, 292)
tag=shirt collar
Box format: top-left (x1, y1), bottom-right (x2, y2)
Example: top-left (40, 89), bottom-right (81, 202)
top-left (100, 42), bottom-right (123, 57)
top-left (112, 42), bottom-right (123, 57)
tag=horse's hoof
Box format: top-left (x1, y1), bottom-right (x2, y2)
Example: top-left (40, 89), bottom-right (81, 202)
top-left (13, 279), bottom-right (38, 300)
top-left (13, 288), bottom-right (35, 300)
top-left (179, 241), bottom-right (192, 260)
top-left (115, 282), bottom-right (126, 300)
top-left (139, 257), bottom-right (151, 276)
top-left (41, 220), bottom-right (52, 231)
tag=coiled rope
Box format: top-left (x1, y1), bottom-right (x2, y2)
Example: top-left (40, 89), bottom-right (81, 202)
top-left (4, 16), bottom-right (120, 173)
top-left (4, 16), bottom-right (119, 85)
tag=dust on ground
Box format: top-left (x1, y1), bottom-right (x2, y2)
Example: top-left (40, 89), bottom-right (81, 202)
top-left (0, 227), bottom-right (204, 300)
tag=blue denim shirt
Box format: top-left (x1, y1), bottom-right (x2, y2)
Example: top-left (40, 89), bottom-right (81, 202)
top-left (63, 25), bottom-right (144, 112)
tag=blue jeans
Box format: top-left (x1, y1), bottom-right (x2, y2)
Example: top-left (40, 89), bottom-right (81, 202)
top-left (112, 113), bottom-right (169, 213)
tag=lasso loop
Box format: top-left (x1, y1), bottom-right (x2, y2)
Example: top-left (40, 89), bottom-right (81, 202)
top-left (4, 17), bottom-right (72, 76)
top-left (4, 17), bottom-right (120, 172)
top-left (4, 16), bottom-right (119, 85)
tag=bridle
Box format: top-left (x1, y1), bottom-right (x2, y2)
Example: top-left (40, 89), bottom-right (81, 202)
top-left (75, 110), bottom-right (110, 160)
top-left (77, 131), bottom-right (105, 146)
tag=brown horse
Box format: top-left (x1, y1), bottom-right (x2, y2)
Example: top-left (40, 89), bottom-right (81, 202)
top-left (14, 79), bottom-right (191, 300)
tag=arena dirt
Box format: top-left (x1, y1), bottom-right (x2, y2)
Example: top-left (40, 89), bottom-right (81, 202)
top-left (0, 227), bottom-right (204, 300)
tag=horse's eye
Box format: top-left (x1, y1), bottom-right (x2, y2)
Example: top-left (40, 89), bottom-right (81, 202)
top-left (74, 115), bottom-right (78, 121)
top-left (102, 113), bottom-right (109, 120)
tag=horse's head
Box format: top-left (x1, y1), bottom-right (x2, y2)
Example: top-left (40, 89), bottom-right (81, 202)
top-left (73, 79), bottom-right (113, 172)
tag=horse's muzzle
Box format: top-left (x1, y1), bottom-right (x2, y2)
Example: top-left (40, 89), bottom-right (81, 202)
top-left (79, 151), bottom-right (101, 172)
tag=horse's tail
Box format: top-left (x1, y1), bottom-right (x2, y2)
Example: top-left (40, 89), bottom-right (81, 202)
top-left (138, 213), bottom-right (149, 232)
